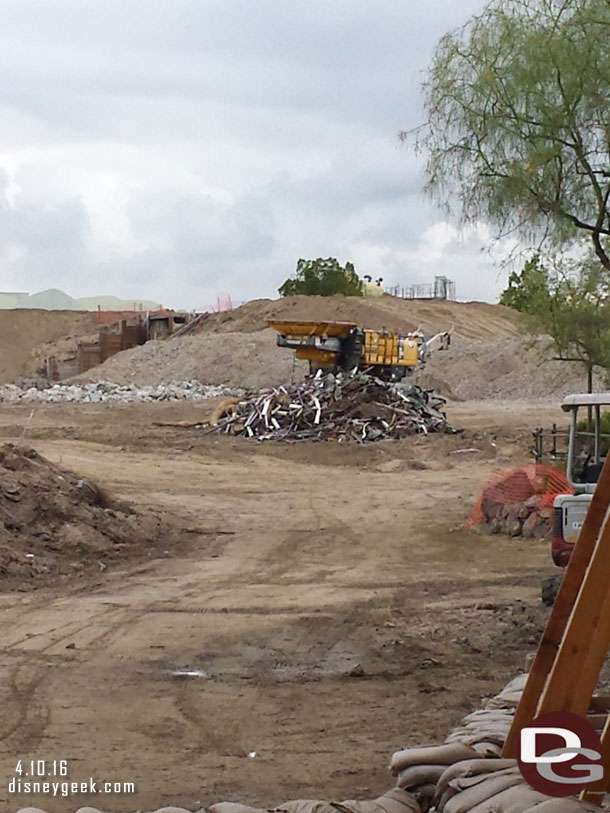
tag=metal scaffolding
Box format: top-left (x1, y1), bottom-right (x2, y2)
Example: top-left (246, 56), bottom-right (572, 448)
top-left (385, 276), bottom-right (456, 301)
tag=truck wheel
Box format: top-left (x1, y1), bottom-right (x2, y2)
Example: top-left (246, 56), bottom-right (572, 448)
top-left (541, 574), bottom-right (563, 607)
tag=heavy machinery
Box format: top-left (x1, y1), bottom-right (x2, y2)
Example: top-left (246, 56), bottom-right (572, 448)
top-left (552, 393), bottom-right (610, 565)
top-left (542, 393), bottom-right (610, 604)
top-left (268, 319), bottom-right (451, 380)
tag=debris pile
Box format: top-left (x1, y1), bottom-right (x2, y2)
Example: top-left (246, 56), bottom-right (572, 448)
top-left (210, 372), bottom-right (458, 442)
top-left (0, 443), bottom-right (178, 589)
top-left (0, 380), bottom-right (241, 404)
top-left (467, 465), bottom-right (571, 539)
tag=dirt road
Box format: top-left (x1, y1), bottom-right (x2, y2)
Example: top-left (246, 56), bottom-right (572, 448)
top-left (0, 399), bottom-right (560, 812)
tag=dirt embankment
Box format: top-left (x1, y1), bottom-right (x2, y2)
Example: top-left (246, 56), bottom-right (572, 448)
top-left (0, 309), bottom-right (98, 383)
top-left (188, 294), bottom-right (522, 340)
top-left (43, 295), bottom-right (598, 400)
top-left (76, 330), bottom-right (600, 401)
top-left (416, 336), bottom-right (606, 400)
top-left (75, 296), bottom-right (525, 392)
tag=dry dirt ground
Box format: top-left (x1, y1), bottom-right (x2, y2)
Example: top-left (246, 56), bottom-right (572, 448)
top-left (0, 310), bottom-right (98, 383)
top-left (0, 398), bottom-right (564, 813)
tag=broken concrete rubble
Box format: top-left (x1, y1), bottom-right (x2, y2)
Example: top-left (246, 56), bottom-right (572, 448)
top-left (0, 380), bottom-right (242, 404)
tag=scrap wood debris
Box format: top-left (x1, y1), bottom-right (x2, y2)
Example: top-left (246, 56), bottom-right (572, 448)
top-left (210, 371), bottom-right (460, 442)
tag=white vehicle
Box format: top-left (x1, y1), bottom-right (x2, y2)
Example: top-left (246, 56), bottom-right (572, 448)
top-left (541, 393), bottom-right (610, 605)
top-left (551, 394), bottom-right (609, 570)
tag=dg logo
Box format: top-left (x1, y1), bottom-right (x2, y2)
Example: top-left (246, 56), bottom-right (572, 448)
top-left (518, 711), bottom-right (604, 797)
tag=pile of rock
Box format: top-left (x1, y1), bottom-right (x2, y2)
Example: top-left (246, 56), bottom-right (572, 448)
top-left (0, 380), bottom-right (242, 404)
top-left (482, 495), bottom-right (554, 539)
top-left (469, 466), bottom-right (570, 540)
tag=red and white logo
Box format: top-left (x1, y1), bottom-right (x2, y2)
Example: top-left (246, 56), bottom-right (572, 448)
top-left (518, 712), bottom-right (603, 797)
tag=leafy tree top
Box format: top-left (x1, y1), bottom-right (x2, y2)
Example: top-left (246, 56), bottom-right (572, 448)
top-left (279, 258), bottom-right (364, 297)
top-left (500, 253), bottom-right (610, 388)
top-left (413, 0), bottom-right (610, 269)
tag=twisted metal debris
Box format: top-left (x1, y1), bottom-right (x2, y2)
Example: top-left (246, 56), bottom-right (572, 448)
top-left (212, 371), bottom-right (458, 442)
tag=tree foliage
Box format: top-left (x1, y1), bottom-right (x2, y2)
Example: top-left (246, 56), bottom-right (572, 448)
top-left (500, 256), bottom-right (550, 311)
top-left (279, 258), bottom-right (364, 297)
top-left (415, 0), bottom-right (610, 270)
top-left (500, 254), bottom-right (610, 390)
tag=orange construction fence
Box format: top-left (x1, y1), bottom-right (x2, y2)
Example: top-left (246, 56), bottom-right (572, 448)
top-left (467, 464), bottom-right (572, 526)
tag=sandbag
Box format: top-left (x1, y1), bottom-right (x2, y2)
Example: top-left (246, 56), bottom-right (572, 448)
top-left (466, 784), bottom-right (548, 812)
top-left (412, 785), bottom-right (436, 813)
top-left (462, 711), bottom-right (516, 723)
top-left (487, 676), bottom-right (528, 709)
top-left (146, 809), bottom-right (200, 813)
top-left (330, 788), bottom-right (421, 813)
top-left (16, 808), bottom-right (53, 813)
top-left (395, 764), bottom-right (446, 789)
top-left (274, 802), bottom-right (336, 813)
top-left (213, 790), bottom-right (421, 813)
top-left (443, 775), bottom-right (523, 813)
top-left (471, 741), bottom-right (503, 757)
top-left (436, 759), bottom-right (519, 800)
top-left (210, 804), bottom-right (266, 813)
top-left (390, 743), bottom-right (477, 774)
top-left (524, 799), bottom-right (600, 812)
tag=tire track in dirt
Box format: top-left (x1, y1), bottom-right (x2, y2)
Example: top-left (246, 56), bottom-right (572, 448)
top-left (0, 664), bottom-right (51, 749)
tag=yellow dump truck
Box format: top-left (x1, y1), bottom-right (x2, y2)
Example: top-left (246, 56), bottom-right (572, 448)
top-left (269, 319), bottom-right (450, 380)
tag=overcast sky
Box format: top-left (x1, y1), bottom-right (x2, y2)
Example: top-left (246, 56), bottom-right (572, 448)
top-left (0, 0), bottom-right (511, 310)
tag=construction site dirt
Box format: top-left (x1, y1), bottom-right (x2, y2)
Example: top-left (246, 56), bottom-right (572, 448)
top-left (0, 396), bottom-right (564, 812)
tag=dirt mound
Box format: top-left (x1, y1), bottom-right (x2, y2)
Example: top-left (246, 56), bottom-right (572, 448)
top-left (415, 336), bottom-right (606, 400)
top-left (0, 443), bottom-right (178, 590)
top-left (75, 328), bottom-right (310, 389)
top-left (190, 295), bottom-right (521, 340)
top-left (80, 330), bottom-right (600, 400)
top-left (74, 298), bottom-right (522, 392)
top-left (0, 309), bottom-right (98, 383)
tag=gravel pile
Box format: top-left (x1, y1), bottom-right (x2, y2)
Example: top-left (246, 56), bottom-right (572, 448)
top-left (416, 336), bottom-right (608, 400)
top-left (0, 380), bottom-right (241, 404)
top-left (73, 329), bottom-right (309, 390)
top-left (78, 333), bottom-right (607, 402)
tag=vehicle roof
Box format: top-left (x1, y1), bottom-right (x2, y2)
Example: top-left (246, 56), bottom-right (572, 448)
top-left (562, 393), bottom-right (610, 410)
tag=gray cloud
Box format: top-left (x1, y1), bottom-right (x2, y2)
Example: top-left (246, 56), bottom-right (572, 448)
top-left (0, 0), bottom-right (506, 308)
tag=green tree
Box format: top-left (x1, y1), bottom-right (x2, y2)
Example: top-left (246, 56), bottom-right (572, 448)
top-left (279, 258), bottom-right (364, 297)
top-left (500, 256), bottom-right (549, 312)
top-left (412, 0), bottom-right (610, 270)
top-left (500, 254), bottom-right (610, 391)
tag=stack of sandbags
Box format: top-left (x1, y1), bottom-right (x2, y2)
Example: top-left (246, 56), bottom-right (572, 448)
top-left (389, 743), bottom-right (479, 812)
top-left (208, 788), bottom-right (421, 813)
top-left (443, 674), bottom-right (528, 757)
top-left (388, 674), bottom-right (528, 804)
top-left (17, 807), bottom-right (200, 813)
top-left (434, 759), bottom-right (600, 812)
top-left (387, 673), bottom-right (603, 811)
